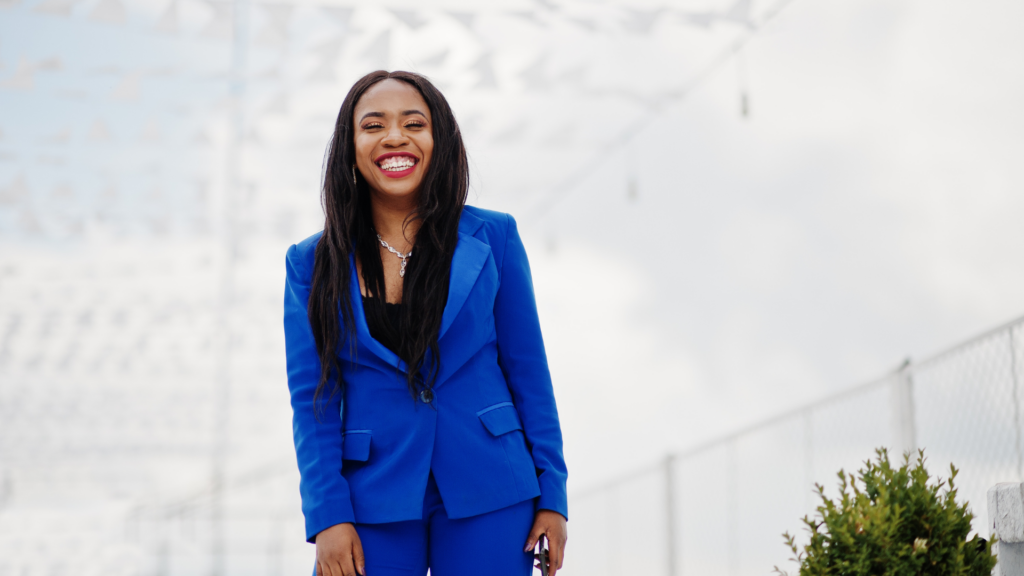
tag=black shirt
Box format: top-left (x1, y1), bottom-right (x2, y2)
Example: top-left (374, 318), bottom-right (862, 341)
top-left (361, 296), bottom-right (404, 355)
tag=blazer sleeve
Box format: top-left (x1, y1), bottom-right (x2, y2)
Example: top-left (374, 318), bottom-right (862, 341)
top-left (493, 215), bottom-right (569, 520)
top-left (283, 243), bottom-right (356, 542)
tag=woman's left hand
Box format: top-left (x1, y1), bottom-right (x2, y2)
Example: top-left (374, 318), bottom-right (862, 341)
top-left (524, 509), bottom-right (567, 575)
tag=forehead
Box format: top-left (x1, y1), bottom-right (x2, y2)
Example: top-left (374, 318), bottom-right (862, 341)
top-left (354, 79), bottom-right (431, 118)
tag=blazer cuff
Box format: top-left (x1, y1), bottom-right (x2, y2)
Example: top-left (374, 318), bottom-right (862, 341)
top-left (304, 497), bottom-right (357, 543)
top-left (537, 479), bottom-right (568, 521)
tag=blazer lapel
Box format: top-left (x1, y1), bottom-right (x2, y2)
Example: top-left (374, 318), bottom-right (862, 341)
top-left (348, 255), bottom-right (405, 372)
top-left (438, 209), bottom-right (489, 340)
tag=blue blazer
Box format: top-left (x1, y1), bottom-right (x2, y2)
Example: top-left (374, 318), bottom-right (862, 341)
top-left (284, 206), bottom-right (568, 542)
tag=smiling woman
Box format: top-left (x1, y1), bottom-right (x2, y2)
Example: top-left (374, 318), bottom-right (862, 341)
top-left (282, 71), bottom-right (569, 576)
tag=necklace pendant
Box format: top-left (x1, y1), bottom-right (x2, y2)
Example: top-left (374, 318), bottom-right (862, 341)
top-left (377, 233), bottom-right (412, 278)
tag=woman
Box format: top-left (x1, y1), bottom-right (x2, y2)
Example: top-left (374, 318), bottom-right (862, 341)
top-left (283, 70), bottom-right (568, 576)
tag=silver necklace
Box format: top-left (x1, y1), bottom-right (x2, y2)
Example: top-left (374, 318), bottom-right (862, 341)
top-left (376, 234), bottom-right (412, 278)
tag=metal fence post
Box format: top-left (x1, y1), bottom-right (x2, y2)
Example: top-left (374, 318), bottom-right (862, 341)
top-left (803, 409), bottom-right (814, 513)
top-left (1009, 328), bottom-right (1023, 481)
top-left (608, 486), bottom-right (619, 576)
top-left (665, 454), bottom-right (677, 576)
top-left (210, 0), bottom-right (250, 573)
top-left (891, 358), bottom-right (917, 457)
top-left (727, 440), bottom-right (738, 576)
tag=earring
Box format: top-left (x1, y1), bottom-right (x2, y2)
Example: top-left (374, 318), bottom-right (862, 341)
top-left (352, 165), bottom-right (357, 184)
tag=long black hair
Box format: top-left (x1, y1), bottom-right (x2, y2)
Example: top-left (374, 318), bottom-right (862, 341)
top-left (308, 70), bottom-right (469, 409)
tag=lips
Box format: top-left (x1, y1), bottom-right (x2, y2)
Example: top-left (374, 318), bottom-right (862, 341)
top-left (374, 152), bottom-right (419, 179)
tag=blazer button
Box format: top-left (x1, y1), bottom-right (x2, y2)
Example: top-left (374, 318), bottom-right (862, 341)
top-left (419, 389), bottom-right (434, 403)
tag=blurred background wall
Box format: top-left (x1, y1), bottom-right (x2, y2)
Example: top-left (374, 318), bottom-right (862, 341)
top-left (1, 0), bottom-right (1023, 574)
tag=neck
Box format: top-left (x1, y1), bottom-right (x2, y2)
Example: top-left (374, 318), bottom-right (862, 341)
top-left (369, 191), bottom-right (420, 251)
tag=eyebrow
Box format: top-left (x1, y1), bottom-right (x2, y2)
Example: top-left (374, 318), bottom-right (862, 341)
top-left (358, 109), bottom-right (428, 123)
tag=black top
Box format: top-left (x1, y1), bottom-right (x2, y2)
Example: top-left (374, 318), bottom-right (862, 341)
top-left (361, 296), bottom-right (404, 355)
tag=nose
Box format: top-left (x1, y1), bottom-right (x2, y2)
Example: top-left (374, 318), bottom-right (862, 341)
top-left (381, 125), bottom-right (409, 148)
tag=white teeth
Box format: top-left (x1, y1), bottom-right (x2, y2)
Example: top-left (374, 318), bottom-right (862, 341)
top-left (379, 156), bottom-right (416, 171)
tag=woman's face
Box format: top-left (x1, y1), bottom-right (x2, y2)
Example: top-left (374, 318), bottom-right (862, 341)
top-left (352, 79), bottom-right (434, 205)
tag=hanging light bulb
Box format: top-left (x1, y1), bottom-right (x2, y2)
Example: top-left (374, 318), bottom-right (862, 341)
top-left (626, 142), bottom-right (639, 201)
top-left (737, 48), bottom-right (750, 119)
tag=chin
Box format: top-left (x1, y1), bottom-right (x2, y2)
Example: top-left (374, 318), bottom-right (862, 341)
top-left (374, 181), bottom-right (422, 202)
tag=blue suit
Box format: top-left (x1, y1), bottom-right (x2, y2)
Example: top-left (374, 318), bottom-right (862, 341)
top-left (283, 206), bottom-right (568, 544)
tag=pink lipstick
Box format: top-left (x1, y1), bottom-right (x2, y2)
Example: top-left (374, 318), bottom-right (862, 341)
top-left (374, 151), bottom-right (419, 179)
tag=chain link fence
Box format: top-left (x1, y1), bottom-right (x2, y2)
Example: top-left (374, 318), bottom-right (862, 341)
top-left (565, 317), bottom-right (1024, 576)
top-left (0, 240), bottom-right (316, 575)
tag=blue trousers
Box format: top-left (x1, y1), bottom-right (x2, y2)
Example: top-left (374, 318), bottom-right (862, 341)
top-left (324, 474), bottom-right (537, 576)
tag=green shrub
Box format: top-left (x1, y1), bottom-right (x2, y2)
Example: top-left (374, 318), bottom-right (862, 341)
top-left (776, 448), bottom-right (996, 576)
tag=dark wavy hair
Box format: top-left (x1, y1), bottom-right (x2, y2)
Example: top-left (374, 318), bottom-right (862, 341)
top-left (308, 70), bottom-right (469, 409)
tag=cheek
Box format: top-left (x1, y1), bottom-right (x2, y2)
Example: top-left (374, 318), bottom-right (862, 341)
top-left (419, 137), bottom-right (434, 164)
top-left (354, 136), bottom-right (374, 162)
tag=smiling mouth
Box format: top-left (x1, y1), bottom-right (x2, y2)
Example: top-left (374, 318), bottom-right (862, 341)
top-left (376, 155), bottom-right (418, 173)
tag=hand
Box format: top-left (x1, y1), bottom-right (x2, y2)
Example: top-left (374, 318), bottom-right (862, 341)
top-left (524, 509), bottom-right (567, 576)
top-left (315, 523), bottom-right (365, 576)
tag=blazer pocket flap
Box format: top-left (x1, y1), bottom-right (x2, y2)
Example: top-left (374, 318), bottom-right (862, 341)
top-left (477, 403), bottom-right (523, 437)
top-left (342, 431), bottom-right (371, 461)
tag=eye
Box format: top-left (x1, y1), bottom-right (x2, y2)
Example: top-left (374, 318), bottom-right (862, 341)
top-left (362, 122), bottom-right (384, 130)
top-left (404, 120), bottom-right (426, 128)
